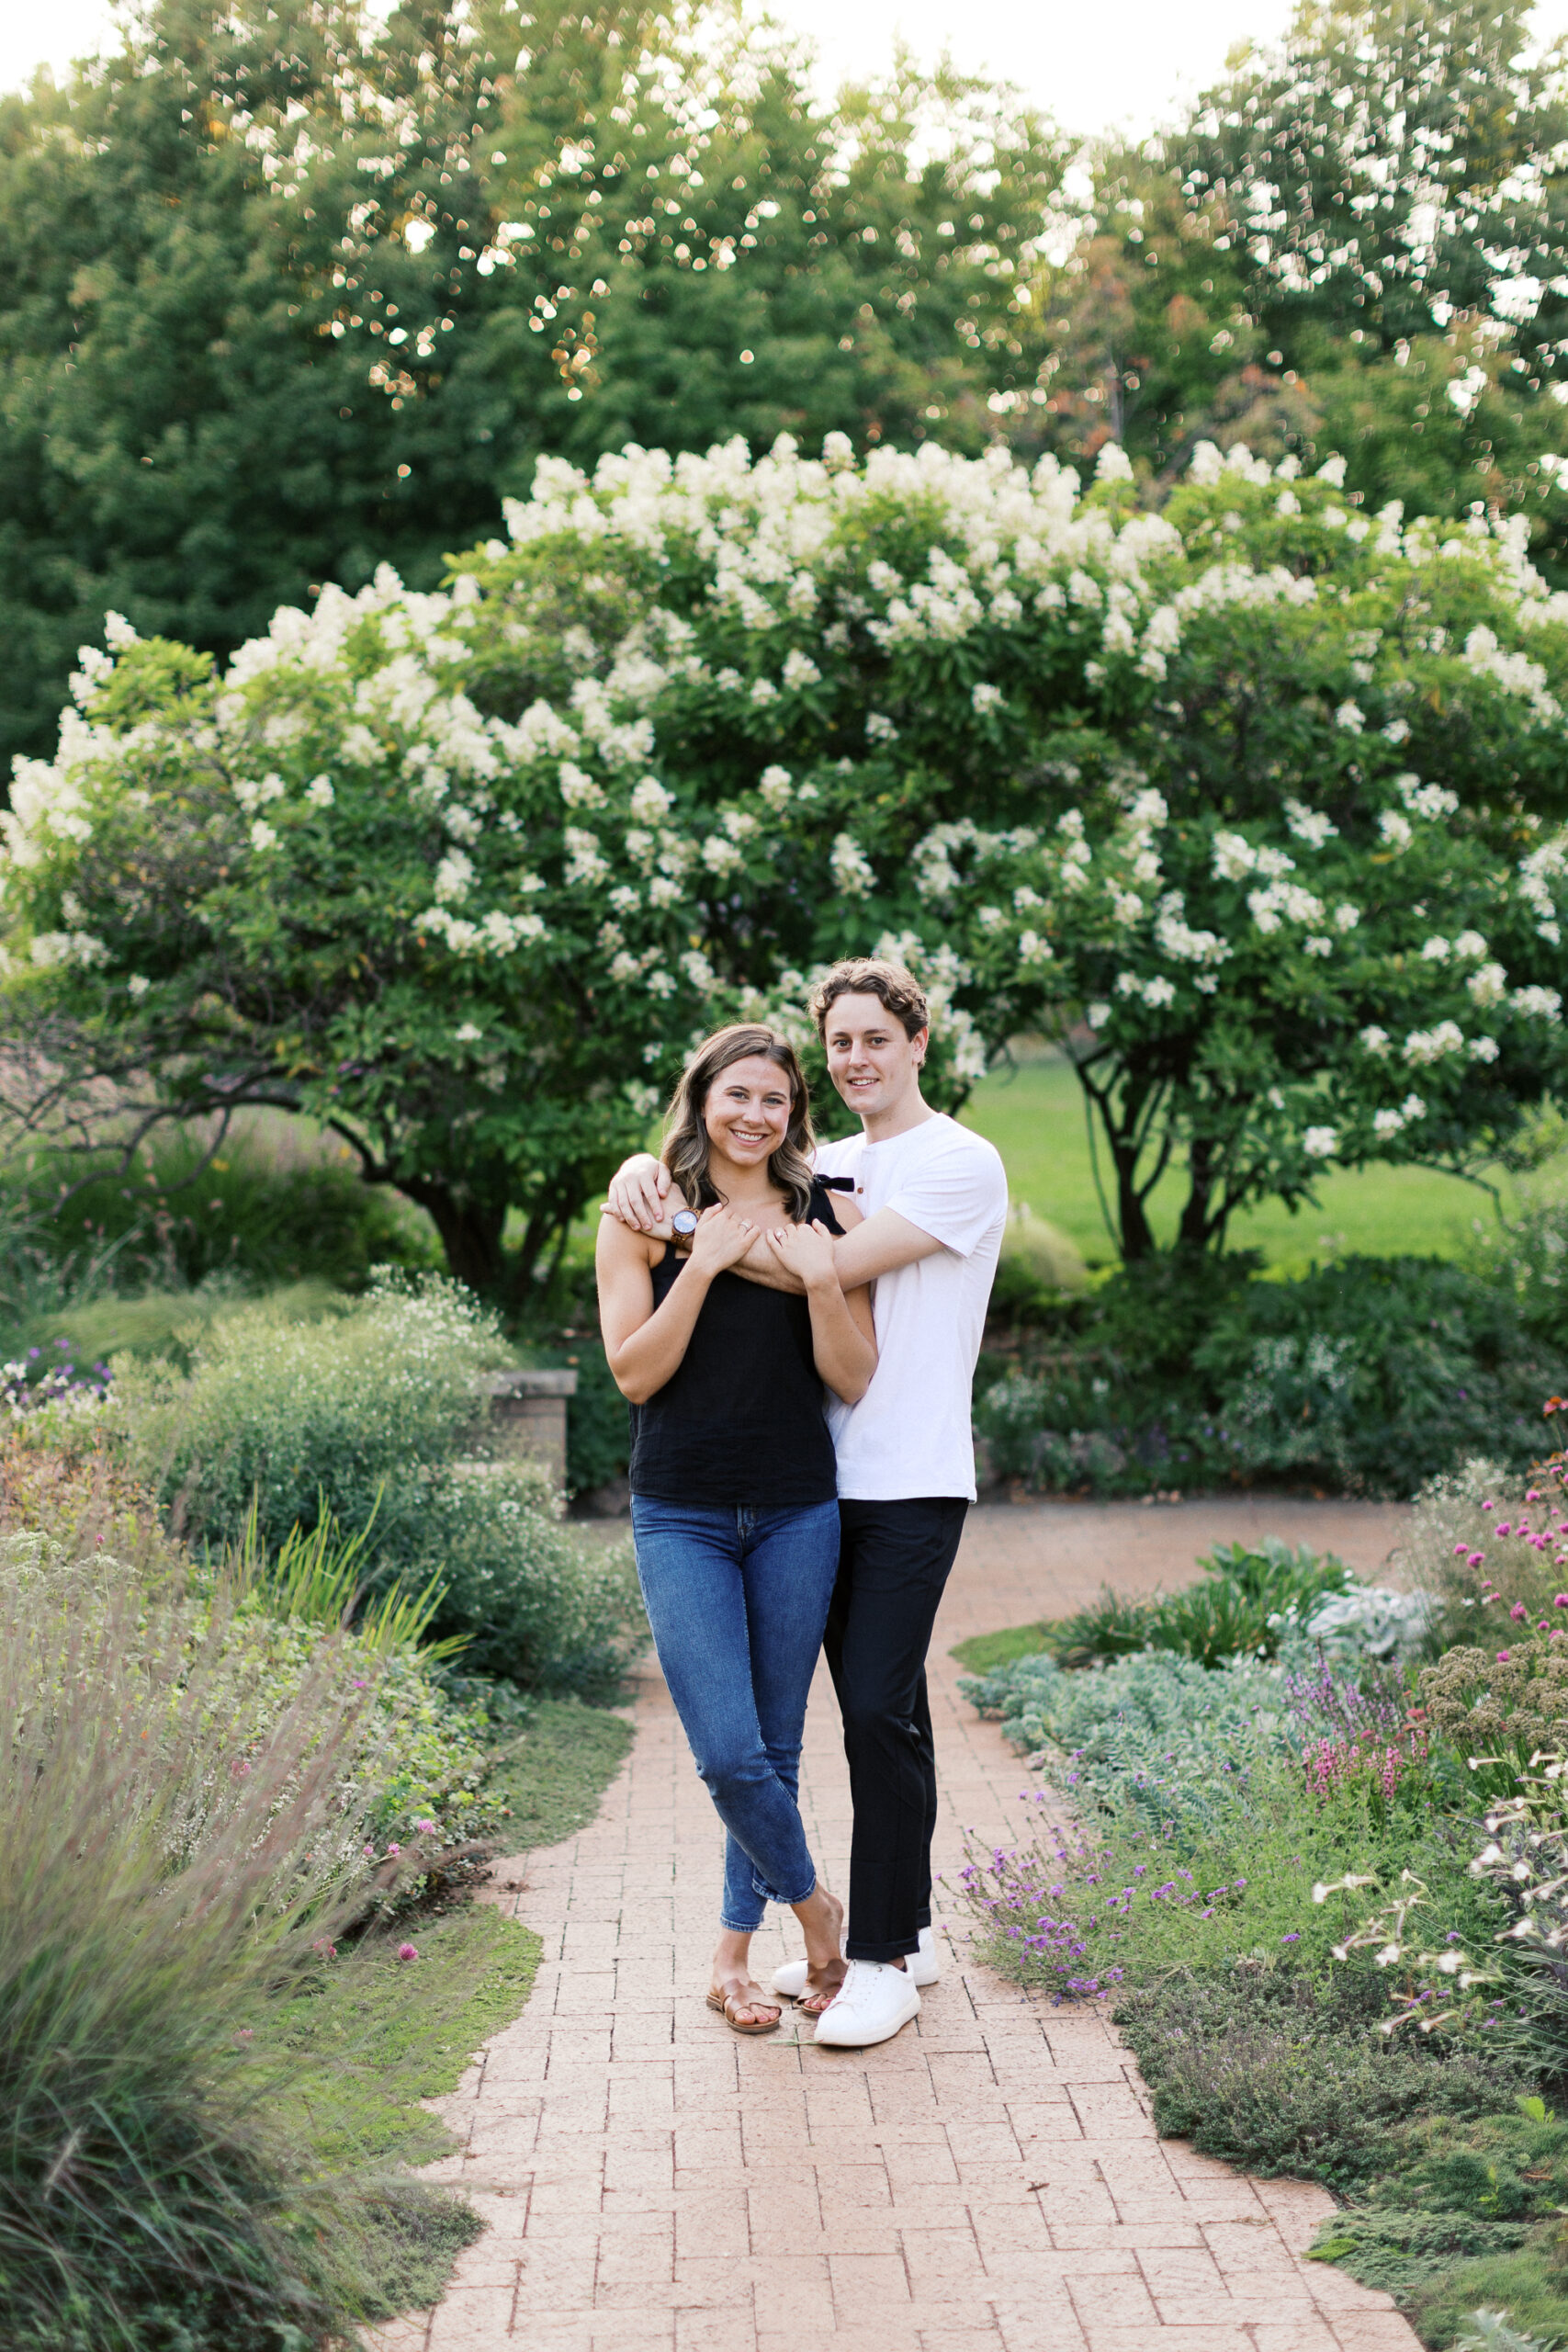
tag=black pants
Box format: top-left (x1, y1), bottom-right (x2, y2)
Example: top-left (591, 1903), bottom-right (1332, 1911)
top-left (823, 1497), bottom-right (969, 1962)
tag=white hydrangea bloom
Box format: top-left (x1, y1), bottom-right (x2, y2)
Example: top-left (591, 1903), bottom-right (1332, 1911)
top-left (971, 683), bottom-right (1005, 714)
top-left (701, 836), bottom-right (745, 876)
top-left (1403, 1021), bottom-right (1465, 1065)
top-left (758, 765), bottom-right (793, 810)
top-left (829, 832), bottom-right (876, 898)
top-left (1303, 1126), bottom-right (1337, 1158)
top-left (1335, 700), bottom-right (1365, 733)
top-left (432, 848), bottom-right (474, 901)
top-left (1469, 1035), bottom-right (1500, 1061)
top-left (1213, 831), bottom-right (1257, 880)
top-left (1359, 1025), bottom-right (1392, 1055)
top-left (1513, 984), bottom-right (1562, 1019)
top-left (1373, 1107), bottom-right (1406, 1137)
top-left (629, 775), bottom-right (673, 821)
top-left (305, 774), bottom-right (334, 808)
top-left (558, 761), bottom-right (604, 808)
top-left (250, 820), bottom-right (279, 853)
top-left (1285, 800), bottom-right (1337, 847)
top-left (865, 712), bottom-right (899, 744)
top-left (563, 829), bottom-right (609, 886)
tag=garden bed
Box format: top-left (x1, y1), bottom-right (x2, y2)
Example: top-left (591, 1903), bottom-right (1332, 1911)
top-left (957, 1480), bottom-right (1568, 2350)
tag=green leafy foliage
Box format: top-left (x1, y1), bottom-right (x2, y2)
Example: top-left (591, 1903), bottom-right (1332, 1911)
top-left (1117, 1966), bottom-right (1529, 2194)
top-left (975, 1254), bottom-right (1568, 1498)
top-left (107, 1273), bottom-right (643, 1688)
top-left (0, 0), bottom-right (1067, 765)
top-left (7, 445), bottom-right (1568, 1299)
top-left (0, 1555), bottom-right (475, 2351)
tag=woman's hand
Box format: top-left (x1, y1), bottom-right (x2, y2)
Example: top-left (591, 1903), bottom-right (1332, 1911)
top-left (764, 1217), bottom-right (840, 1292)
top-left (686, 1201), bottom-right (756, 1276)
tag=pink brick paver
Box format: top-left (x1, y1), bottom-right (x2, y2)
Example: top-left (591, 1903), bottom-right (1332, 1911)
top-left (376, 1496), bottom-right (1419, 2351)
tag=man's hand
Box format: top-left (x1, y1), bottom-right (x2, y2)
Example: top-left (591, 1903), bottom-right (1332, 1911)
top-left (764, 1217), bottom-right (840, 1293)
top-left (605, 1151), bottom-right (671, 1232)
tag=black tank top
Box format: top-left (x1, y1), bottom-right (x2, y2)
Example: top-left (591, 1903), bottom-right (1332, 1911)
top-left (626, 1179), bottom-right (845, 1509)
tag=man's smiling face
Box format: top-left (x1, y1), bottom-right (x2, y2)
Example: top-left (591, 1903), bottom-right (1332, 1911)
top-left (821, 991), bottom-right (928, 1126)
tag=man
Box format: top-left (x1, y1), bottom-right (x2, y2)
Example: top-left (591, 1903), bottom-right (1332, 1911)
top-left (605, 957), bottom-right (1008, 2048)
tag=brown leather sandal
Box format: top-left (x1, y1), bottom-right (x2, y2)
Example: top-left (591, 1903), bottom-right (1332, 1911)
top-left (705, 1979), bottom-right (783, 2035)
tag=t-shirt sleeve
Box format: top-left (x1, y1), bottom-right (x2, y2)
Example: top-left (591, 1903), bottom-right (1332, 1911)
top-left (886, 1137), bottom-right (1008, 1258)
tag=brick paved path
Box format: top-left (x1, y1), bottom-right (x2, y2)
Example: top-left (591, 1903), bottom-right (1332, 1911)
top-left (376, 1496), bottom-right (1423, 2352)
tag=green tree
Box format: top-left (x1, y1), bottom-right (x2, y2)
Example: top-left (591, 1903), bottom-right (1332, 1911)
top-left (1030, 1), bottom-right (1568, 562)
top-left (6, 435), bottom-right (1567, 1282)
top-left (0, 0), bottom-right (1066, 768)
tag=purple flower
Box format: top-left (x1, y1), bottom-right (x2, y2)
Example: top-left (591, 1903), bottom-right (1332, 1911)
top-left (1281, 1932), bottom-right (1300, 1943)
top-left (398, 1942), bottom-right (419, 1962)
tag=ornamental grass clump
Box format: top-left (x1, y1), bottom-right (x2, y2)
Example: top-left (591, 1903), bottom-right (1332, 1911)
top-left (0, 1560), bottom-right (456, 2350)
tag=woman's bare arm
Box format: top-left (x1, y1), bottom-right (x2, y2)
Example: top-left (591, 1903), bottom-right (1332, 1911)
top-left (595, 1202), bottom-right (756, 1403)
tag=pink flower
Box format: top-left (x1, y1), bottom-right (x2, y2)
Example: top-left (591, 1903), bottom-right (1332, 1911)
top-left (1556, 1596), bottom-right (1568, 1609)
top-left (234, 2028), bottom-right (254, 2041)
top-left (351, 1678), bottom-right (368, 1689)
top-left (311, 1939), bottom-right (337, 1960)
top-left (1496, 1523), bottom-right (1512, 1537)
top-left (1498, 1649), bottom-right (1512, 1662)
top-left (1454, 1541), bottom-right (1471, 1555)
top-left (386, 1842), bottom-right (400, 1858)
top-left (1511, 1602), bottom-right (1529, 1622)
top-left (1471, 1552), bottom-right (1486, 1566)
top-left (414, 1818), bottom-right (439, 1835)
top-left (398, 1942), bottom-right (419, 1962)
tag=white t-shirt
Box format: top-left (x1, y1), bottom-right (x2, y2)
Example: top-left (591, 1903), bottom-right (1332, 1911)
top-left (815, 1113), bottom-right (1008, 1502)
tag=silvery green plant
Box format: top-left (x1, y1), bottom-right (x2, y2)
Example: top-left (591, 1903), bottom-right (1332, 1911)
top-left (3, 436), bottom-right (1567, 1289)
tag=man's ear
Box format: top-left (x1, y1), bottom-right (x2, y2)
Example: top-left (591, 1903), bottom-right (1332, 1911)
top-left (911, 1025), bottom-right (931, 1068)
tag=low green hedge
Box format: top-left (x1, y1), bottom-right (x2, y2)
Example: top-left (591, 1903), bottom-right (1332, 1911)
top-left (976, 1252), bottom-right (1568, 1498)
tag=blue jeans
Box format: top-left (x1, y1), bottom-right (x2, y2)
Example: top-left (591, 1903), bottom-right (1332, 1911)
top-left (630, 1497), bottom-right (840, 1932)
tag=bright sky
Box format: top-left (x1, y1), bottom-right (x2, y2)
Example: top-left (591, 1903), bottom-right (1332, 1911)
top-left (8, 0), bottom-right (1568, 142)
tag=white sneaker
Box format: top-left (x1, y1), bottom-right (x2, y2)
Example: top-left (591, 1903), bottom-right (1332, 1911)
top-left (772, 1924), bottom-right (938, 2002)
top-left (812, 1959), bottom-right (921, 2048)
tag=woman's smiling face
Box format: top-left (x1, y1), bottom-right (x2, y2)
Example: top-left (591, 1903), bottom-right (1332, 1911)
top-left (703, 1054), bottom-right (795, 1169)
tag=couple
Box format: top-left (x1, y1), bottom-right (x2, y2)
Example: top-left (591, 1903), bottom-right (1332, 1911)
top-left (596, 956), bottom-right (1007, 2048)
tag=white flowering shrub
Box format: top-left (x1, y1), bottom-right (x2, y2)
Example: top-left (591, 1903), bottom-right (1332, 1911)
top-left (6, 433), bottom-right (1568, 1271)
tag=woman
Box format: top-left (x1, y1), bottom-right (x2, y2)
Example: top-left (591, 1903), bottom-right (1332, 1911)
top-left (596, 1023), bottom-right (875, 2031)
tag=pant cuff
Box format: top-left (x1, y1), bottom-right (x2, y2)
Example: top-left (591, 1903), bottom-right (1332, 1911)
top-left (720, 1915), bottom-right (766, 1933)
top-left (845, 1935), bottom-right (920, 1962)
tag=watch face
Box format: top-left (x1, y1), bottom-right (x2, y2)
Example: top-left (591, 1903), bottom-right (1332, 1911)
top-left (671, 1209), bottom-right (698, 1236)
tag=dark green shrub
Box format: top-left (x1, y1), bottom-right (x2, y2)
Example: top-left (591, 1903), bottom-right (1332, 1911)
top-left (109, 1275), bottom-right (643, 1690)
top-left (976, 1254), bottom-right (1568, 1498)
top-left (3, 1131), bottom-right (435, 1328)
top-left (968, 1537), bottom-right (1353, 1671)
top-left (1116, 1965), bottom-right (1529, 2193)
top-left (560, 1339), bottom-right (632, 1497)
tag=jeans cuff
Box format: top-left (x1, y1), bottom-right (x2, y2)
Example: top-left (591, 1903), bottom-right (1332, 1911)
top-left (720, 1914), bottom-right (767, 1933)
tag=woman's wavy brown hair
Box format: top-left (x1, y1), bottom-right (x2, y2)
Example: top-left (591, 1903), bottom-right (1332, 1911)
top-left (662, 1025), bottom-right (817, 1222)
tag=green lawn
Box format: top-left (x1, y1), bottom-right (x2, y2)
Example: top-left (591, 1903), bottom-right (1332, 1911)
top-left (961, 1050), bottom-right (1559, 1274)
